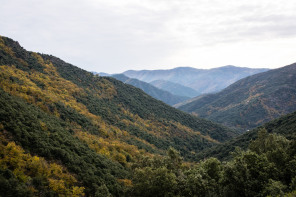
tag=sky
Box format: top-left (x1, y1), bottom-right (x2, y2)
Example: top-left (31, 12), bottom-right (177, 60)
top-left (1, 0), bottom-right (296, 73)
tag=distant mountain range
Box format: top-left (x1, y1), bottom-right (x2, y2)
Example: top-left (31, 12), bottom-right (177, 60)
top-left (93, 66), bottom-right (269, 105)
top-left (178, 63), bottom-right (296, 131)
top-left (150, 80), bottom-right (200, 98)
top-left (123, 66), bottom-right (269, 94)
top-left (112, 74), bottom-right (189, 105)
top-left (91, 72), bottom-right (192, 106)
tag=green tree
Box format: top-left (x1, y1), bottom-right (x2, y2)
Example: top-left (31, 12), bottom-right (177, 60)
top-left (132, 167), bottom-right (177, 197)
top-left (183, 158), bottom-right (222, 197)
top-left (221, 150), bottom-right (274, 197)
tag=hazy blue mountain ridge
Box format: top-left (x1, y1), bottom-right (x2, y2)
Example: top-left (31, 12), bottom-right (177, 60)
top-left (92, 72), bottom-right (111, 76)
top-left (123, 66), bottom-right (269, 94)
top-left (112, 74), bottom-right (190, 105)
top-left (150, 79), bottom-right (200, 98)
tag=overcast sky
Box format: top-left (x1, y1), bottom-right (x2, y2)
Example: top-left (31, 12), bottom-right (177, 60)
top-left (1, 0), bottom-right (296, 73)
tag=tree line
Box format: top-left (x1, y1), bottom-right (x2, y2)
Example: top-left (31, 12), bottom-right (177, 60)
top-left (126, 129), bottom-right (296, 197)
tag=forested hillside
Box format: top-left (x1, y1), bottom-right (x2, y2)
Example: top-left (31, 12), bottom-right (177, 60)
top-left (0, 89), bottom-right (125, 196)
top-left (0, 36), bottom-right (236, 196)
top-left (178, 63), bottom-right (296, 131)
top-left (195, 110), bottom-right (296, 161)
top-left (112, 74), bottom-right (189, 105)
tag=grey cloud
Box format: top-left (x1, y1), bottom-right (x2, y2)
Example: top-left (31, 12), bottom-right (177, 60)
top-left (1, 0), bottom-right (296, 72)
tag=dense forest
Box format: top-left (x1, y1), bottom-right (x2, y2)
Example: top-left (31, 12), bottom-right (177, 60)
top-left (0, 35), bottom-right (295, 196)
top-left (1, 97), bottom-right (296, 196)
top-left (0, 36), bottom-right (235, 196)
top-left (195, 110), bottom-right (296, 161)
top-left (126, 130), bottom-right (296, 196)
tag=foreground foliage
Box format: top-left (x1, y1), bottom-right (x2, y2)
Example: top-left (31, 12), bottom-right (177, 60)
top-left (128, 130), bottom-right (296, 196)
top-left (0, 137), bottom-right (84, 196)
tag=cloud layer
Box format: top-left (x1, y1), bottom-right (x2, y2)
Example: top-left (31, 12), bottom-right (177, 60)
top-left (1, 0), bottom-right (296, 72)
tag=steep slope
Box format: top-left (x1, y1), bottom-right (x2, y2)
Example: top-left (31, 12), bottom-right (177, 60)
top-left (112, 74), bottom-right (189, 105)
top-left (150, 79), bottom-right (200, 98)
top-left (0, 36), bottom-right (237, 195)
top-left (196, 110), bottom-right (296, 161)
top-left (0, 89), bottom-right (126, 196)
top-left (178, 63), bottom-right (296, 131)
top-left (123, 66), bottom-right (269, 94)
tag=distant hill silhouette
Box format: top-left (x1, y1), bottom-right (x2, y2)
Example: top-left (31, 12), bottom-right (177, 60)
top-left (123, 66), bottom-right (269, 95)
top-left (112, 74), bottom-right (189, 105)
top-left (92, 71), bottom-right (110, 76)
top-left (150, 80), bottom-right (200, 98)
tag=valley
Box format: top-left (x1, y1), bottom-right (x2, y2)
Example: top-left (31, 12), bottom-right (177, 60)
top-left (0, 35), bottom-right (295, 196)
